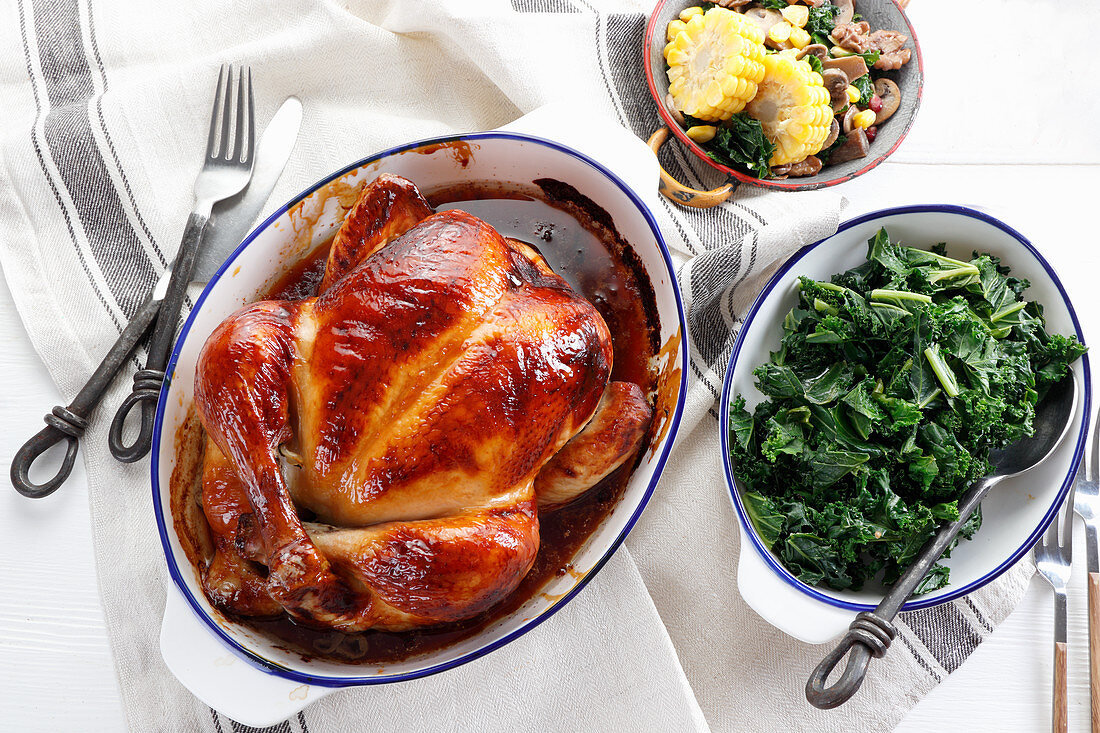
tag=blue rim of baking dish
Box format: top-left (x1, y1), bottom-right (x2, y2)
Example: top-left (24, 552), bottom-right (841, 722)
top-left (721, 204), bottom-right (1091, 612)
top-left (150, 131), bottom-right (690, 686)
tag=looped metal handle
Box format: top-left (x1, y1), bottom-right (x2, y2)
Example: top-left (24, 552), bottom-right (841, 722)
top-left (10, 407), bottom-right (89, 498)
top-left (646, 127), bottom-right (736, 208)
top-left (9, 294), bottom-right (162, 499)
top-left (806, 611), bottom-right (897, 709)
top-left (108, 368), bottom-right (165, 463)
top-left (108, 211), bottom-right (207, 464)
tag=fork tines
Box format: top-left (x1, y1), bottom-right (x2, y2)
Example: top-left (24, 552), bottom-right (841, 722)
top-left (206, 63), bottom-right (254, 165)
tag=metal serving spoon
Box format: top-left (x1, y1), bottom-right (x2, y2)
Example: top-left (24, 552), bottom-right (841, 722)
top-left (806, 372), bottom-right (1080, 709)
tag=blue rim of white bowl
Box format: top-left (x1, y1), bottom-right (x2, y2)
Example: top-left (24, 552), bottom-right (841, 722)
top-left (150, 130), bottom-right (689, 686)
top-left (720, 204), bottom-right (1092, 612)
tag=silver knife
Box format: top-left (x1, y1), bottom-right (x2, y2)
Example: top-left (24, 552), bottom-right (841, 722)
top-left (10, 96), bottom-right (303, 498)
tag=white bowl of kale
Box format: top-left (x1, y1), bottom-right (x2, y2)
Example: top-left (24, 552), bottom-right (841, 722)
top-left (721, 205), bottom-right (1089, 644)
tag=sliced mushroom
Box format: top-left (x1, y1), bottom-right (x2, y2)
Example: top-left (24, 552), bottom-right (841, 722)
top-left (833, 0), bottom-right (855, 26)
top-left (796, 44), bottom-right (829, 61)
top-left (770, 164), bottom-right (791, 179)
top-left (872, 78), bottom-right (900, 125)
top-left (787, 155), bottom-right (823, 177)
top-left (822, 117), bottom-right (840, 151)
top-left (827, 128), bottom-right (870, 164)
top-left (821, 68), bottom-right (850, 112)
top-left (665, 93), bottom-right (686, 127)
top-left (740, 7), bottom-right (783, 38)
top-left (822, 55), bottom-right (869, 85)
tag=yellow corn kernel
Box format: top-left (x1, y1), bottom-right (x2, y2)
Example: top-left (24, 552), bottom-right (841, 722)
top-left (686, 125), bottom-right (718, 143)
top-left (781, 5), bottom-right (809, 27)
top-left (789, 27), bottom-right (811, 49)
top-left (745, 53), bottom-right (834, 166)
top-left (768, 20), bottom-right (792, 44)
top-left (667, 19), bottom-right (687, 42)
top-left (846, 85), bottom-right (860, 103)
top-left (664, 8), bottom-right (767, 121)
top-left (853, 109), bottom-right (877, 129)
top-left (679, 6), bottom-right (703, 21)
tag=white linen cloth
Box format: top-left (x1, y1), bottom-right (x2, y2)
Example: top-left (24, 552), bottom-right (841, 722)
top-left (0, 0), bottom-right (1035, 730)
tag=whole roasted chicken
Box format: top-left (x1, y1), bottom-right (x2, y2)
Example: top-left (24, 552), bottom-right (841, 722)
top-left (194, 174), bottom-right (652, 632)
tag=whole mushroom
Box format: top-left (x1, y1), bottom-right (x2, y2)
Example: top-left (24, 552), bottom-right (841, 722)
top-left (796, 44), bottom-right (829, 61)
top-left (841, 105), bottom-right (859, 134)
top-left (787, 155), bottom-right (823, 177)
top-left (821, 68), bottom-right (850, 112)
top-left (872, 78), bottom-right (901, 125)
top-left (741, 7), bottom-right (783, 38)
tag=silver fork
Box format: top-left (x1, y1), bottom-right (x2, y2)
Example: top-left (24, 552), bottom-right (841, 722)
top-left (108, 63), bottom-right (255, 461)
top-left (1073, 413), bottom-right (1100, 733)
top-left (1037, 483), bottom-right (1076, 733)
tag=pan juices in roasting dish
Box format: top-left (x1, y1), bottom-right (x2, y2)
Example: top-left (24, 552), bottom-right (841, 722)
top-left (190, 174), bottom-right (654, 644)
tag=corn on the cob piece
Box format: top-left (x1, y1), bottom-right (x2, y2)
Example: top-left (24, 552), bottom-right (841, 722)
top-left (664, 8), bottom-right (766, 122)
top-left (667, 19), bottom-right (688, 43)
top-left (745, 53), bottom-right (834, 166)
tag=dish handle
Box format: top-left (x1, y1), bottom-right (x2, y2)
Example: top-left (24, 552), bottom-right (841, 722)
top-left (160, 591), bottom-right (333, 728)
top-left (736, 522), bottom-right (854, 645)
top-left (646, 127), bottom-right (735, 209)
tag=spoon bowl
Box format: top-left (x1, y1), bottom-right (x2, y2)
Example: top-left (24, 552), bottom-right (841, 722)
top-left (806, 373), bottom-right (1080, 709)
top-left (988, 376), bottom-right (1079, 477)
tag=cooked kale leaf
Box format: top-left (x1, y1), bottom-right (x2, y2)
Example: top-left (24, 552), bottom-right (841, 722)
top-left (702, 113), bottom-right (777, 179)
top-left (853, 73), bottom-right (874, 108)
top-left (730, 229), bottom-right (1085, 593)
top-left (854, 50), bottom-right (882, 67)
top-left (806, 2), bottom-right (841, 46)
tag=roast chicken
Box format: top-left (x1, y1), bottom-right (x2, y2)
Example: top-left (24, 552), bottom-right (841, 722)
top-left (194, 174), bottom-right (652, 633)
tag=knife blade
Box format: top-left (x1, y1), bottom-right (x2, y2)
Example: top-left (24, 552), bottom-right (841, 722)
top-left (10, 96), bottom-right (303, 498)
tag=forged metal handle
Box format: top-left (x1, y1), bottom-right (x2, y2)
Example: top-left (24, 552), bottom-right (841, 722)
top-left (806, 611), bottom-right (895, 708)
top-left (109, 211), bottom-right (208, 462)
top-left (11, 295), bottom-right (161, 498)
top-left (806, 475), bottom-right (1000, 709)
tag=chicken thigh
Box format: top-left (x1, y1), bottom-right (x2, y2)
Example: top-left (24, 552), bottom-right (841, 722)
top-left (195, 174), bottom-right (652, 632)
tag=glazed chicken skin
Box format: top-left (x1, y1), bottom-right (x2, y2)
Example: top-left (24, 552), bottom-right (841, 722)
top-left (194, 174), bottom-right (652, 632)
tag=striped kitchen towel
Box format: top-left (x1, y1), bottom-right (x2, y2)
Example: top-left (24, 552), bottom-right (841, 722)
top-left (0, 0), bottom-right (1032, 731)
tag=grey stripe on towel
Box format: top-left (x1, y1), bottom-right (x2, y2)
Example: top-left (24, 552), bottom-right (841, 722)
top-left (29, 0), bottom-right (157, 318)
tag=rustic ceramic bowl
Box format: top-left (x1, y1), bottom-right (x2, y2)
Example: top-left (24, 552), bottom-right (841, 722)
top-left (152, 121), bottom-right (687, 725)
top-left (721, 205), bottom-right (1089, 643)
top-left (644, 0), bottom-right (924, 197)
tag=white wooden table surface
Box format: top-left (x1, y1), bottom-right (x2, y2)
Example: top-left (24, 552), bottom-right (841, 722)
top-left (3, 1), bottom-right (1100, 729)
